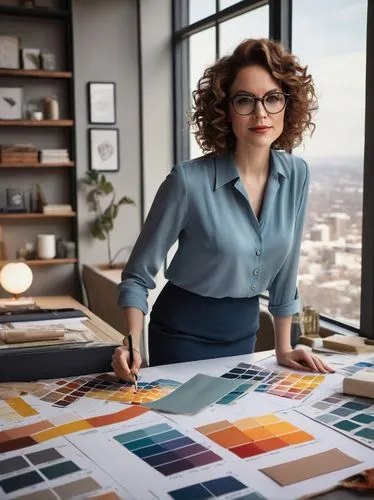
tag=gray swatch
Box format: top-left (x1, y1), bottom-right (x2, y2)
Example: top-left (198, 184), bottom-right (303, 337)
top-left (143, 373), bottom-right (245, 414)
top-left (0, 456), bottom-right (29, 475)
top-left (26, 447), bottom-right (63, 466)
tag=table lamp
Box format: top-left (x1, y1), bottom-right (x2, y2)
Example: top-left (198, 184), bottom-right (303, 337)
top-left (0, 261), bottom-right (34, 306)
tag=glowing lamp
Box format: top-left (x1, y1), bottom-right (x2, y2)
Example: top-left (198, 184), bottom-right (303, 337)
top-left (0, 262), bottom-right (33, 300)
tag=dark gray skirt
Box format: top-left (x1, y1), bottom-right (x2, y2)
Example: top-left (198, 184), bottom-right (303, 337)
top-left (148, 282), bottom-right (259, 366)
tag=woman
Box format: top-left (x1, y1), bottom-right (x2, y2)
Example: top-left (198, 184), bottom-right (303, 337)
top-left (112, 38), bottom-right (333, 381)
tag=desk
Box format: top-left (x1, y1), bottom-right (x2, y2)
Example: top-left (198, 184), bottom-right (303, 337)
top-left (32, 295), bottom-right (124, 345)
top-left (0, 296), bottom-right (123, 382)
top-left (0, 350), bottom-right (372, 499)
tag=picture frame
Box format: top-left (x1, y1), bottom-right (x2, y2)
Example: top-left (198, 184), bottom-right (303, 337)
top-left (6, 188), bottom-right (24, 210)
top-left (21, 48), bottom-right (41, 70)
top-left (0, 87), bottom-right (23, 119)
top-left (88, 82), bottom-right (116, 124)
top-left (0, 36), bottom-right (19, 69)
top-left (89, 128), bottom-right (119, 172)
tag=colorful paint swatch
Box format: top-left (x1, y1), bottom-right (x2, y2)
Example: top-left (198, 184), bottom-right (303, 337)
top-left (255, 372), bottom-right (325, 400)
top-left (218, 363), bottom-right (325, 403)
top-left (168, 476), bottom-right (266, 500)
top-left (260, 448), bottom-right (361, 486)
top-left (217, 363), bottom-right (273, 404)
top-left (299, 392), bottom-right (374, 449)
top-left (0, 397), bottom-right (38, 424)
top-left (0, 405), bottom-right (148, 453)
top-left (196, 414), bottom-right (314, 459)
top-left (339, 357), bottom-right (374, 377)
top-left (114, 422), bottom-right (222, 476)
top-left (37, 373), bottom-right (181, 408)
top-left (0, 445), bottom-right (125, 499)
top-left (144, 374), bottom-right (245, 414)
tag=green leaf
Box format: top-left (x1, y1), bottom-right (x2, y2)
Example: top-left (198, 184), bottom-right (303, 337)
top-left (118, 196), bottom-right (135, 205)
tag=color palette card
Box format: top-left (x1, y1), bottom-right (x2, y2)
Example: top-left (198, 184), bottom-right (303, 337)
top-left (144, 374), bottom-right (246, 414)
top-left (217, 363), bottom-right (273, 404)
top-left (0, 406), bottom-right (148, 454)
top-left (36, 373), bottom-right (181, 408)
top-left (113, 421), bottom-right (222, 476)
top-left (299, 392), bottom-right (374, 448)
top-left (255, 371), bottom-right (325, 400)
top-left (338, 356), bottom-right (374, 377)
top-left (0, 397), bottom-right (38, 426)
top-left (0, 438), bottom-right (129, 499)
top-left (196, 413), bottom-right (315, 459)
top-left (260, 448), bottom-right (361, 486)
top-left (168, 475), bottom-right (266, 500)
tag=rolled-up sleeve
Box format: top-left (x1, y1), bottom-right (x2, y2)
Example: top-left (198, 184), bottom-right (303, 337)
top-left (268, 161), bottom-right (310, 317)
top-left (118, 164), bottom-right (188, 315)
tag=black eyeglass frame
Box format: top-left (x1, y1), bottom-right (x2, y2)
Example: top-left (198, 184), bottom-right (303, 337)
top-left (229, 92), bottom-right (290, 115)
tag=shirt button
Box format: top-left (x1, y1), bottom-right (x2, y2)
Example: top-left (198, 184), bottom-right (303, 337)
top-left (256, 249), bottom-right (262, 256)
top-left (251, 284), bottom-right (256, 291)
top-left (253, 269), bottom-right (260, 276)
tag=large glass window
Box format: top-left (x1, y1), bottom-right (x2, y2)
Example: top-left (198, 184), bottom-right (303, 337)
top-left (293, 0), bottom-right (367, 327)
top-left (189, 28), bottom-right (216, 159)
top-left (189, 0), bottom-right (215, 25)
top-left (219, 5), bottom-right (269, 55)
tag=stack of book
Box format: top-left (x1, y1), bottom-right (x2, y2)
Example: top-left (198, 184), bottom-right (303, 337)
top-left (40, 149), bottom-right (70, 164)
top-left (0, 144), bottom-right (38, 164)
top-left (43, 204), bottom-right (73, 214)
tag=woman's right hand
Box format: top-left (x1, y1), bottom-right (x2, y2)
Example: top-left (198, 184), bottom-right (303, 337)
top-left (111, 345), bottom-right (142, 383)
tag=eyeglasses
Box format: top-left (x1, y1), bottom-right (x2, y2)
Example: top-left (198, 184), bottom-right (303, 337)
top-left (229, 92), bottom-right (290, 115)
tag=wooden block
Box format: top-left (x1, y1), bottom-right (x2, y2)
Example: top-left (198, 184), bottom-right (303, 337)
top-left (343, 369), bottom-right (374, 399)
top-left (323, 334), bottom-right (374, 354)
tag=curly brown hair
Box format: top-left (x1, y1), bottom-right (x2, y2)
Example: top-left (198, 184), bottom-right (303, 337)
top-left (191, 38), bottom-right (317, 154)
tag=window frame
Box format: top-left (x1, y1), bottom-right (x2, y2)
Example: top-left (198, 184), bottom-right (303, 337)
top-left (172, 0), bottom-right (374, 338)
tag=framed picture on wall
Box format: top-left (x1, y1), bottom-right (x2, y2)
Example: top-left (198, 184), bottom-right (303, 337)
top-left (0, 87), bottom-right (23, 119)
top-left (88, 82), bottom-right (116, 124)
top-left (89, 128), bottom-right (119, 172)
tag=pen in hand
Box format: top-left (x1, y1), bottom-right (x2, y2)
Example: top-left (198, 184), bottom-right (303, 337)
top-left (127, 334), bottom-right (138, 392)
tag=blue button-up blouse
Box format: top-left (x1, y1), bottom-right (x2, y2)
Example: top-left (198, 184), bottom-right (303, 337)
top-left (118, 150), bottom-right (310, 318)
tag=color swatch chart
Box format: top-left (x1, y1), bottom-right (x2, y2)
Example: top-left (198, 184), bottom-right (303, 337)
top-left (299, 392), bottom-right (374, 448)
top-left (217, 363), bottom-right (272, 404)
top-left (0, 398), bottom-right (38, 425)
top-left (0, 405), bottom-right (148, 454)
top-left (196, 414), bottom-right (314, 459)
top-left (0, 445), bottom-right (124, 499)
top-left (254, 372), bottom-right (325, 400)
top-left (168, 475), bottom-right (266, 500)
top-left (113, 422), bottom-right (222, 476)
top-left (338, 357), bottom-right (374, 377)
top-left (37, 373), bottom-right (181, 408)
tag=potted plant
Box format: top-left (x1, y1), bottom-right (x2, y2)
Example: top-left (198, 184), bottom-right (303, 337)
top-left (81, 170), bottom-right (135, 269)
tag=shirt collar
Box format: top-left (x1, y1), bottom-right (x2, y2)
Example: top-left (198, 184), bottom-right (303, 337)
top-left (214, 149), bottom-right (289, 191)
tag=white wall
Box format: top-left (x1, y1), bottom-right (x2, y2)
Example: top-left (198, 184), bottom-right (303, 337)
top-left (73, 0), bottom-right (141, 267)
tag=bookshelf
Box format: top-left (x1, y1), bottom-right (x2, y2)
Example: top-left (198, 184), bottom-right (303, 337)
top-left (0, 0), bottom-right (79, 298)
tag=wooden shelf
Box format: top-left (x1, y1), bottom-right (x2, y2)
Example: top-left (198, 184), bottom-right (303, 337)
top-left (0, 120), bottom-right (73, 127)
top-left (0, 213), bottom-right (76, 220)
top-left (0, 259), bottom-right (77, 268)
top-left (0, 69), bottom-right (72, 79)
top-left (0, 162), bottom-right (74, 168)
top-left (0, 5), bottom-right (69, 19)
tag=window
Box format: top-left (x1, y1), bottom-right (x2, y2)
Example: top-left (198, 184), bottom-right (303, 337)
top-left (189, 28), bottom-right (216, 159)
top-left (219, 5), bottom-right (269, 56)
top-left (293, 0), bottom-right (367, 327)
top-left (189, 0), bottom-right (215, 25)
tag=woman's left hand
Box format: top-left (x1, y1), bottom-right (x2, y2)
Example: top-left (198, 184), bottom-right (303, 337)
top-left (277, 349), bottom-right (335, 373)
